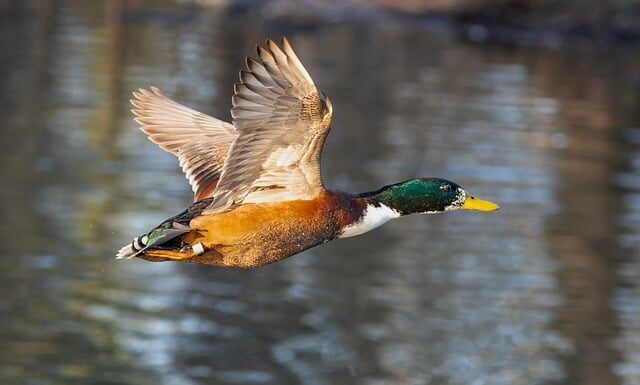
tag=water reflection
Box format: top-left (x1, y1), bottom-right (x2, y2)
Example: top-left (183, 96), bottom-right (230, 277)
top-left (1, 2), bottom-right (639, 385)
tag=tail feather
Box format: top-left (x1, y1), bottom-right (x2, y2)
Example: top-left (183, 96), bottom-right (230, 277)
top-left (115, 222), bottom-right (192, 260)
top-left (115, 234), bottom-right (148, 259)
top-left (116, 243), bottom-right (136, 259)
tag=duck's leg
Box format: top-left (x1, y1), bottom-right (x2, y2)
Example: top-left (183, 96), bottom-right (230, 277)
top-left (143, 248), bottom-right (195, 261)
top-left (141, 241), bottom-right (208, 262)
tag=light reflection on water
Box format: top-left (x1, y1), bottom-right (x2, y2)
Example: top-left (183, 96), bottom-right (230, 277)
top-left (1, 2), bottom-right (640, 385)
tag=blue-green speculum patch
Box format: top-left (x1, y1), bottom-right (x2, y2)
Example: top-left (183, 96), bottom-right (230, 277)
top-left (358, 178), bottom-right (499, 215)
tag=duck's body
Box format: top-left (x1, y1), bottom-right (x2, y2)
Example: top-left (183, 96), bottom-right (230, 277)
top-left (138, 190), bottom-right (361, 267)
top-left (117, 37), bottom-right (499, 268)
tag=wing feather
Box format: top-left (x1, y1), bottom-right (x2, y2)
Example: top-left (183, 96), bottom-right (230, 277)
top-left (206, 37), bottom-right (333, 213)
top-left (130, 87), bottom-right (238, 201)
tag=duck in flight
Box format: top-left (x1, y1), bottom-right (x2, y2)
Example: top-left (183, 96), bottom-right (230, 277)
top-left (117, 37), bottom-right (499, 268)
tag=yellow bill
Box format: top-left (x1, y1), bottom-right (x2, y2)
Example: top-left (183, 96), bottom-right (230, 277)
top-left (462, 195), bottom-right (500, 212)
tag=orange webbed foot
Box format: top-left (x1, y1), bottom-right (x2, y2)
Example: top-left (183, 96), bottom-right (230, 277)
top-left (143, 248), bottom-right (196, 262)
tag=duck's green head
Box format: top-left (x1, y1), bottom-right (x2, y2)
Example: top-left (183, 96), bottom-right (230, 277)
top-left (359, 178), bottom-right (499, 215)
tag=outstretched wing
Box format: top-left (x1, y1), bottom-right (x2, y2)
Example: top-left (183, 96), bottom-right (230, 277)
top-left (206, 37), bottom-right (333, 213)
top-left (130, 87), bottom-right (237, 201)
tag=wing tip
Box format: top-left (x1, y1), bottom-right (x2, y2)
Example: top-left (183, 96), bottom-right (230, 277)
top-left (130, 86), bottom-right (163, 103)
top-left (261, 35), bottom-right (290, 51)
top-left (266, 38), bottom-right (284, 58)
top-left (130, 99), bottom-right (144, 109)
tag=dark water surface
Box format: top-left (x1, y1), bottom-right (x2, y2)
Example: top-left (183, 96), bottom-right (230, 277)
top-left (2, 2), bottom-right (640, 385)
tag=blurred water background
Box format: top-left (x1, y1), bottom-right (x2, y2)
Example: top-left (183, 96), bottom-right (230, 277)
top-left (1, 1), bottom-right (640, 385)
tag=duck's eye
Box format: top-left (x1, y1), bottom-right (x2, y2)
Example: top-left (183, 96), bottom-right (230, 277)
top-left (442, 184), bottom-right (452, 192)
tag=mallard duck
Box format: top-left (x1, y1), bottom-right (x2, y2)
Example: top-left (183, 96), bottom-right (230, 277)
top-left (116, 37), bottom-right (499, 268)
